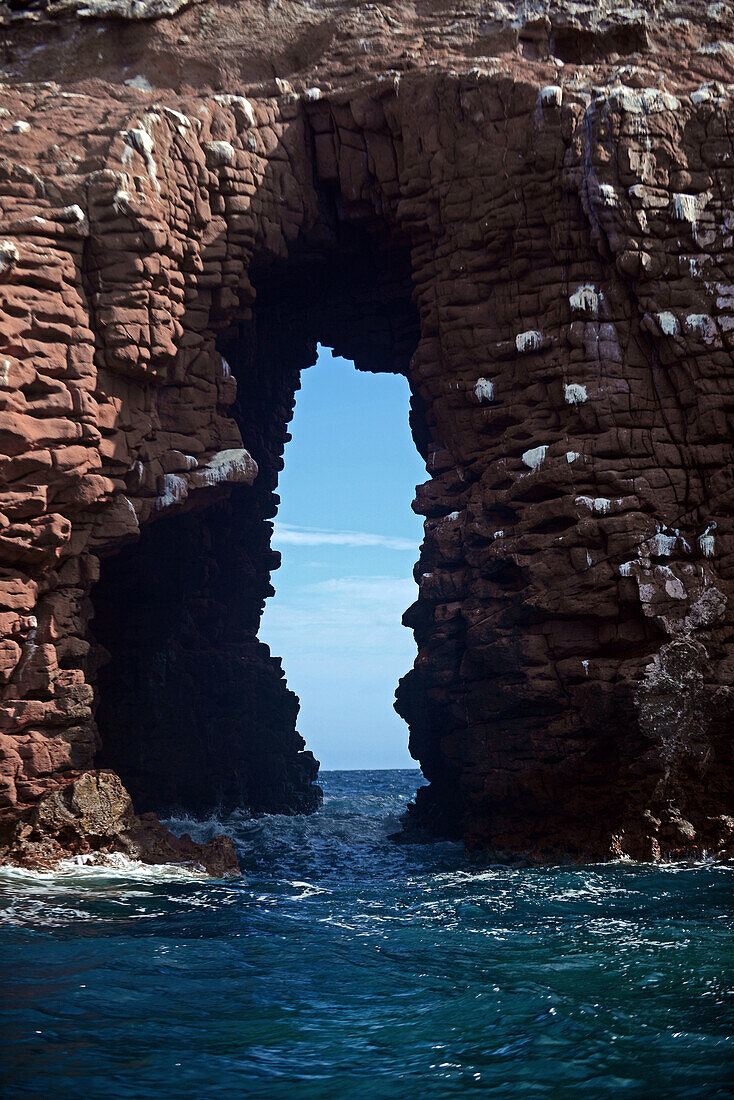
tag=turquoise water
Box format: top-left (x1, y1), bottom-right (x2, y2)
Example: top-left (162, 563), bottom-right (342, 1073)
top-left (1, 769), bottom-right (731, 1098)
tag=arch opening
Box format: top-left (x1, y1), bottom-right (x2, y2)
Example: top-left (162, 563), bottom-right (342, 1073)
top-left (261, 346), bottom-right (425, 772)
top-left (89, 228), bottom-right (426, 818)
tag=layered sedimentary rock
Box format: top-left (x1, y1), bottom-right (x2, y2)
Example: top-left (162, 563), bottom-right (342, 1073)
top-left (0, 0), bottom-right (732, 867)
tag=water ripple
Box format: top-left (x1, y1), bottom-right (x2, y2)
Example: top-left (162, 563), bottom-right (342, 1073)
top-left (1, 770), bottom-right (731, 1098)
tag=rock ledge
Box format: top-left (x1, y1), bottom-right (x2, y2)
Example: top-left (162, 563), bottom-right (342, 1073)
top-left (0, 770), bottom-right (240, 877)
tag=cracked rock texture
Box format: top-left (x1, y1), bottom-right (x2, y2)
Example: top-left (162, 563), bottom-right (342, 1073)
top-left (0, 0), bottom-right (732, 867)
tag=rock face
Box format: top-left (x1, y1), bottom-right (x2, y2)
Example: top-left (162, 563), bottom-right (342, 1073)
top-left (0, 0), bottom-right (732, 866)
top-left (0, 769), bottom-right (240, 875)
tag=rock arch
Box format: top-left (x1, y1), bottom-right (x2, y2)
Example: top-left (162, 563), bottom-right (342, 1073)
top-left (0, 27), bottom-right (732, 863)
top-left (90, 213), bottom-right (423, 819)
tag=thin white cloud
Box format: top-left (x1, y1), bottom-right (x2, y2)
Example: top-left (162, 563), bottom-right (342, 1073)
top-left (261, 575), bottom-right (418, 657)
top-left (272, 522), bottom-right (416, 551)
top-left (309, 575), bottom-right (416, 602)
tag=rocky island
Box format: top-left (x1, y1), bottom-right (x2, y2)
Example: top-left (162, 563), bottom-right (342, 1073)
top-left (0, 0), bottom-right (731, 870)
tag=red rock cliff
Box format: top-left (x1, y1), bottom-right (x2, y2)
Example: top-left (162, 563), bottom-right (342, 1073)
top-left (0, 0), bottom-right (732, 865)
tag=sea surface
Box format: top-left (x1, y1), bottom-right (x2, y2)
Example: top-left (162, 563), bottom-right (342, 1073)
top-left (0, 769), bottom-right (731, 1099)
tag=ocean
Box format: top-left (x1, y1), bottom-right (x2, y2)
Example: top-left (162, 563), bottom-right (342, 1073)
top-left (0, 769), bottom-right (731, 1098)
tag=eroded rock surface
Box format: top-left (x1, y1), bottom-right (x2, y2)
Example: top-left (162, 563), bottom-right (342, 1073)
top-left (0, 0), bottom-right (732, 866)
top-left (0, 769), bottom-right (240, 874)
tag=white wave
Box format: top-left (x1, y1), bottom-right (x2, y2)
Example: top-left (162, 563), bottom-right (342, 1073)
top-left (287, 879), bottom-right (329, 899)
top-left (0, 853), bottom-right (218, 929)
top-left (0, 851), bottom-right (207, 887)
top-left (161, 811), bottom-right (253, 859)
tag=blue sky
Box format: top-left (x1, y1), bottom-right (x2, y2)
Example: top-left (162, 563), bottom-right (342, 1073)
top-left (259, 346), bottom-right (425, 770)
